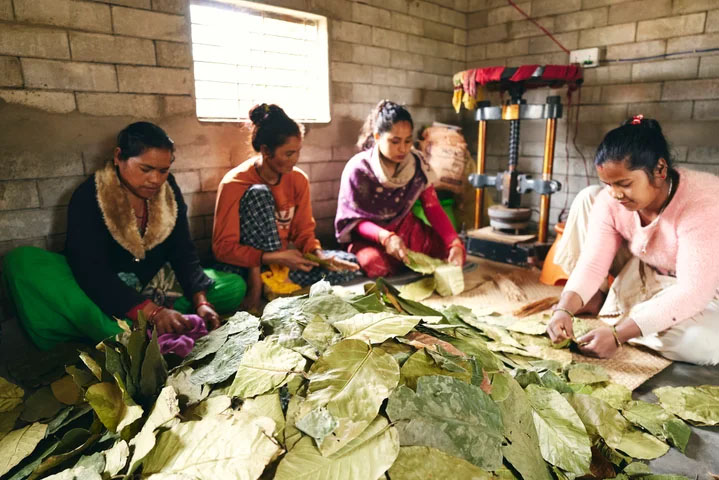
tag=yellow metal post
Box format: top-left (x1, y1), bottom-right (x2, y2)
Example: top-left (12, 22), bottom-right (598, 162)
top-left (474, 120), bottom-right (487, 229)
top-left (538, 118), bottom-right (557, 243)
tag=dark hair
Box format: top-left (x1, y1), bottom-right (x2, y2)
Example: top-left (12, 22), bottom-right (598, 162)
top-left (357, 100), bottom-right (414, 150)
top-left (594, 116), bottom-right (673, 176)
top-left (116, 122), bottom-right (174, 160)
top-left (249, 103), bottom-right (302, 154)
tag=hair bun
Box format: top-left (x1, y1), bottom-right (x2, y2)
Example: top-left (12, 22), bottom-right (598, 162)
top-left (623, 115), bottom-right (662, 133)
top-left (249, 104), bottom-right (269, 125)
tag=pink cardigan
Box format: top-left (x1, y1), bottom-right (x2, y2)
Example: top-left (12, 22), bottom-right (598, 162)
top-left (565, 168), bottom-right (719, 335)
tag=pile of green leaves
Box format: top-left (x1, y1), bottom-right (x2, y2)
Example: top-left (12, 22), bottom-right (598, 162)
top-left (0, 279), bottom-right (715, 479)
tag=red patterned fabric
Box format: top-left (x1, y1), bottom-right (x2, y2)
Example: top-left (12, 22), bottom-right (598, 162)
top-left (510, 65), bottom-right (540, 82)
top-left (470, 64), bottom-right (583, 90)
top-left (349, 212), bottom-right (447, 278)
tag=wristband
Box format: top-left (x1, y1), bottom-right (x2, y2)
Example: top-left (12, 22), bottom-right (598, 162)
top-left (610, 325), bottom-right (622, 348)
top-left (148, 305), bottom-right (165, 324)
top-left (449, 237), bottom-right (465, 251)
top-left (195, 301), bottom-right (214, 312)
top-left (552, 306), bottom-right (576, 321)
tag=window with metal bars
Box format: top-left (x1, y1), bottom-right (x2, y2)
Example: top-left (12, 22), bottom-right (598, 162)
top-left (189, 0), bottom-right (330, 123)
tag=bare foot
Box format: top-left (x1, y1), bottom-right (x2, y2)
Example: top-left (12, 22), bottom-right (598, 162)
top-left (576, 289), bottom-right (606, 316)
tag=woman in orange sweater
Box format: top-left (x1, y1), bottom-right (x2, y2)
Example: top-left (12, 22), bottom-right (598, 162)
top-left (212, 104), bottom-right (358, 311)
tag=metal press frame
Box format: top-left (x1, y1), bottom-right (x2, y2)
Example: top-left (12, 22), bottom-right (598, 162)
top-left (470, 94), bottom-right (563, 244)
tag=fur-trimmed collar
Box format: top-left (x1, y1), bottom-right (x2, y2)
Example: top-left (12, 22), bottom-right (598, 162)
top-left (95, 161), bottom-right (177, 260)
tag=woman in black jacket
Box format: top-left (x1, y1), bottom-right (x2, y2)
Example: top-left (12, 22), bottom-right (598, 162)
top-left (2, 122), bottom-right (246, 350)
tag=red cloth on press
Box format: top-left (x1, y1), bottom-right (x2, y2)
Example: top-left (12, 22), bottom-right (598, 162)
top-left (541, 64), bottom-right (583, 87)
top-left (475, 66), bottom-right (504, 85)
top-left (510, 65), bottom-right (540, 82)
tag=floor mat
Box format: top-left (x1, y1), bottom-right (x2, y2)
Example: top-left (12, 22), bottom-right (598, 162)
top-left (416, 256), bottom-right (673, 391)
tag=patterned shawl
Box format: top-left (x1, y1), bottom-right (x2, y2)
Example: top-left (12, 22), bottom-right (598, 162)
top-left (334, 146), bottom-right (430, 244)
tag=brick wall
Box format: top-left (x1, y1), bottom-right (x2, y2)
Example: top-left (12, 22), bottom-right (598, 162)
top-left (0, 0), bottom-right (467, 259)
top-left (464, 0), bottom-right (719, 226)
top-left (4, 0), bottom-right (719, 258)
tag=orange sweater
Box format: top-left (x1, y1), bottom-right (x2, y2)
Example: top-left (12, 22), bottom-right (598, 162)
top-left (212, 158), bottom-right (321, 268)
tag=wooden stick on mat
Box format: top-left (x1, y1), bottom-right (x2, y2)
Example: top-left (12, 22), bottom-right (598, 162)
top-left (514, 296), bottom-right (559, 317)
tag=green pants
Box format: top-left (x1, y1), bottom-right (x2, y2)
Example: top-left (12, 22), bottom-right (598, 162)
top-left (2, 246), bottom-right (246, 351)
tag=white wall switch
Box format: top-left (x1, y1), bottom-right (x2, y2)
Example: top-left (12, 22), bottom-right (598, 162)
top-left (569, 47), bottom-right (600, 68)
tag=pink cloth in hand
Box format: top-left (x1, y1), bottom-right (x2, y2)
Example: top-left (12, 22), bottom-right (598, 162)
top-left (149, 314), bottom-right (209, 358)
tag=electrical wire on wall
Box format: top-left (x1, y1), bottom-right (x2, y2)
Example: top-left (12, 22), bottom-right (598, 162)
top-left (503, 0), bottom-right (719, 223)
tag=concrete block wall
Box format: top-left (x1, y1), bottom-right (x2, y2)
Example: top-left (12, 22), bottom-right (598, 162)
top-left (0, 0), bottom-right (467, 259)
top-left (464, 0), bottom-right (719, 227)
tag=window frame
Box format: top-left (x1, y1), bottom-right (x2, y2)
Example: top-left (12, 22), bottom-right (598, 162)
top-left (189, 0), bottom-right (331, 123)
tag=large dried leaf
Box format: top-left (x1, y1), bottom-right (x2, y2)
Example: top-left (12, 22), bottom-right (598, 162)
top-left (102, 439), bottom-right (129, 477)
top-left (0, 406), bottom-right (22, 440)
top-left (301, 294), bottom-right (359, 324)
top-left (525, 384), bottom-right (592, 476)
top-left (399, 349), bottom-right (471, 389)
top-left (46, 405), bottom-right (92, 436)
top-left (372, 278), bottom-right (445, 318)
top-left (165, 367), bottom-right (209, 408)
top-left (262, 296), bottom-right (309, 330)
top-left (85, 382), bottom-right (143, 433)
top-left (434, 264), bottom-right (464, 297)
top-left (20, 387), bottom-right (64, 422)
top-left (240, 392), bottom-right (285, 439)
top-left (283, 394), bottom-right (305, 451)
top-left (227, 339), bottom-right (306, 398)
top-left (491, 373), bottom-right (552, 480)
top-left (126, 386), bottom-right (181, 474)
top-left (65, 365), bottom-right (97, 390)
top-left (181, 323), bottom-right (229, 364)
top-left (301, 321), bottom-right (341, 354)
top-left (622, 400), bottom-right (691, 453)
top-left (0, 423), bottom-right (48, 477)
top-left (566, 394), bottom-right (669, 460)
top-left (399, 277), bottom-right (436, 302)
top-left (406, 251), bottom-right (444, 274)
top-left (274, 415), bottom-right (398, 480)
top-left (386, 375), bottom-right (504, 471)
top-left (184, 395), bottom-right (231, 420)
top-left (388, 446), bottom-right (494, 480)
top-left (140, 330), bottom-right (168, 401)
top-left (78, 352), bottom-right (103, 381)
top-left (401, 331), bottom-right (466, 357)
top-left (294, 407), bottom-right (338, 447)
top-left (333, 312), bottom-right (427, 344)
top-left (296, 339), bottom-right (399, 456)
top-left (43, 465), bottom-right (102, 480)
top-left (349, 291), bottom-right (391, 314)
top-left (27, 425), bottom-right (102, 480)
top-left (0, 377), bottom-right (24, 413)
top-left (566, 363), bottom-right (610, 384)
top-left (142, 413), bottom-right (280, 479)
top-left (653, 385), bottom-right (719, 426)
top-left (189, 318), bottom-right (261, 385)
top-left (591, 383), bottom-right (633, 410)
top-left (50, 376), bottom-right (83, 406)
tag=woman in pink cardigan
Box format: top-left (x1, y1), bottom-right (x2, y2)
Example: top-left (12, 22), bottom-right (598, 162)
top-left (547, 116), bottom-right (719, 365)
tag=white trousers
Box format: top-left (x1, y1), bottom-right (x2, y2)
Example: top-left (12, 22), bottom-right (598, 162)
top-left (554, 186), bottom-right (719, 366)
